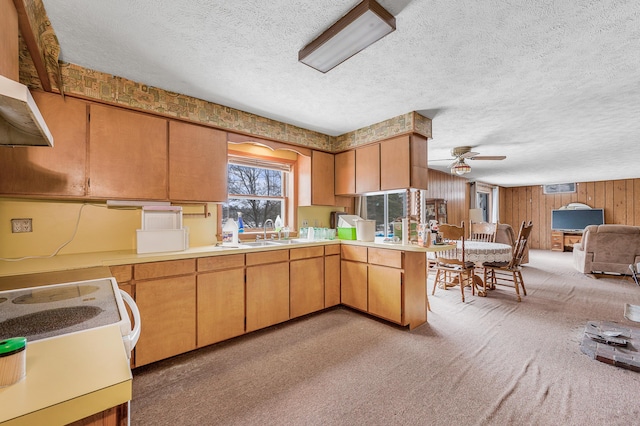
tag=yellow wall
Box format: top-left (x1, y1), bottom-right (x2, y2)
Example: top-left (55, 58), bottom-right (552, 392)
top-left (0, 198), bottom-right (217, 259)
top-left (297, 206), bottom-right (345, 230)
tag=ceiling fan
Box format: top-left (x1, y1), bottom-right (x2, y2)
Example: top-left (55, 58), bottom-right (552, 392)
top-left (433, 146), bottom-right (506, 175)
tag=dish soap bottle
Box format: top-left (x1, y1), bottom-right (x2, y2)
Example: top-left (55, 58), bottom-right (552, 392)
top-left (274, 215), bottom-right (282, 232)
top-left (237, 212), bottom-right (244, 233)
top-left (222, 218), bottom-right (238, 246)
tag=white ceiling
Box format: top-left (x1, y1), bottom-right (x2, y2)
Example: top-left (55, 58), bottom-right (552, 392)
top-left (41, 0), bottom-right (640, 187)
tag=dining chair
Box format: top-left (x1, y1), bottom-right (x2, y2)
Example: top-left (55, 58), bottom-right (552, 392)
top-left (469, 221), bottom-right (497, 242)
top-left (431, 222), bottom-right (476, 302)
top-left (481, 221), bottom-right (533, 302)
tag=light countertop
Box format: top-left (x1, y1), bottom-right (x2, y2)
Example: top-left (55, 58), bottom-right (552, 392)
top-left (0, 324), bottom-right (132, 426)
top-left (0, 238), bottom-right (453, 279)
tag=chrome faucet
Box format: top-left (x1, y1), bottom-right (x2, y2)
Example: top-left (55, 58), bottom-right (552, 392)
top-left (263, 219), bottom-right (274, 241)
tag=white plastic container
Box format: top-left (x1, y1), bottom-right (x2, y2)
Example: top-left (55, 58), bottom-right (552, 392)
top-left (222, 218), bottom-right (239, 246)
top-left (355, 219), bottom-right (375, 242)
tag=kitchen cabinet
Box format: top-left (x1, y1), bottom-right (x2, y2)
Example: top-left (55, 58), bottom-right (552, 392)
top-left (197, 255), bottom-right (245, 347)
top-left (133, 259), bottom-right (196, 366)
top-left (340, 245), bottom-right (368, 311)
top-left (290, 246), bottom-right (325, 318)
top-left (298, 150), bottom-right (336, 206)
top-left (335, 150), bottom-right (356, 195)
top-left (169, 121), bottom-right (228, 202)
top-left (425, 199), bottom-right (447, 224)
top-left (355, 144), bottom-right (380, 194)
top-left (246, 250), bottom-right (290, 332)
top-left (0, 91), bottom-right (88, 197)
top-left (367, 248), bottom-right (403, 324)
top-left (341, 246), bottom-right (427, 329)
top-left (88, 103), bottom-right (168, 200)
top-left (380, 134), bottom-right (428, 191)
top-left (324, 244), bottom-right (341, 307)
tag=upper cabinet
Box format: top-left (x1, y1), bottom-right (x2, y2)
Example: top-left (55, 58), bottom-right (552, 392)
top-left (355, 144), bottom-right (380, 194)
top-left (380, 134), bottom-right (428, 191)
top-left (169, 121), bottom-right (227, 202)
top-left (334, 133), bottom-right (428, 196)
top-left (298, 150), bottom-right (335, 206)
top-left (0, 91), bottom-right (88, 197)
top-left (89, 104), bottom-right (168, 200)
top-left (334, 150), bottom-right (355, 196)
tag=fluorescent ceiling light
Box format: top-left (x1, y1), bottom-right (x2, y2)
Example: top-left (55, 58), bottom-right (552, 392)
top-left (298, 0), bottom-right (396, 73)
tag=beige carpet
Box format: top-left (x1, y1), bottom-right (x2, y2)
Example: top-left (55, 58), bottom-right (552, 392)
top-left (131, 250), bottom-right (640, 425)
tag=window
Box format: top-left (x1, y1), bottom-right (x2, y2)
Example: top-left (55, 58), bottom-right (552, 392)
top-left (222, 155), bottom-right (290, 229)
top-left (362, 190), bottom-right (407, 237)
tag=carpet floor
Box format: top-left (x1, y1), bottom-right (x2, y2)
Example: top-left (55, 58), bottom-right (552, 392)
top-left (131, 250), bottom-right (640, 425)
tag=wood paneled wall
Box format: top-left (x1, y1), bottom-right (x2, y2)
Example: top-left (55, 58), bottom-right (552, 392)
top-left (500, 178), bottom-right (640, 250)
top-left (424, 169), bottom-right (469, 226)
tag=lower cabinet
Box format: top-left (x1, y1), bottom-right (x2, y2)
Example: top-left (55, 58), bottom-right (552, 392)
top-left (290, 246), bottom-right (325, 318)
top-left (368, 264), bottom-right (402, 324)
top-left (135, 274), bottom-right (196, 366)
top-left (246, 260), bottom-right (290, 332)
top-left (324, 252), bottom-right (341, 307)
top-left (341, 260), bottom-right (368, 311)
top-left (197, 268), bottom-right (245, 347)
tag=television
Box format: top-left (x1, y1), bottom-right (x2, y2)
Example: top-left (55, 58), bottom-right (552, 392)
top-left (551, 208), bottom-right (604, 232)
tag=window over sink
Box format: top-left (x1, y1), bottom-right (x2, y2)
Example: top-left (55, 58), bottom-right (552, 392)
top-left (222, 154), bottom-right (291, 230)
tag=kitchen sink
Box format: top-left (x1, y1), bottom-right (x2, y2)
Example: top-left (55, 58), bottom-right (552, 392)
top-left (240, 241), bottom-right (281, 247)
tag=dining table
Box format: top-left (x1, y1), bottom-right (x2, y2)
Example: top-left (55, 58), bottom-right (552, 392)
top-left (460, 240), bottom-right (513, 296)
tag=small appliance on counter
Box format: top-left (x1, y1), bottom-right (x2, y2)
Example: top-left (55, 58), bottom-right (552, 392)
top-left (337, 215), bottom-right (362, 240)
top-left (136, 206), bottom-right (189, 254)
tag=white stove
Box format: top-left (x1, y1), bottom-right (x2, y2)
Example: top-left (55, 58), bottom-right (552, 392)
top-left (0, 277), bottom-right (140, 358)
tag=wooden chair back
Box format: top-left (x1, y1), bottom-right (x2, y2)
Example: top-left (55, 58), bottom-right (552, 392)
top-left (469, 221), bottom-right (497, 242)
top-left (509, 221), bottom-right (533, 268)
top-left (436, 222), bottom-right (467, 267)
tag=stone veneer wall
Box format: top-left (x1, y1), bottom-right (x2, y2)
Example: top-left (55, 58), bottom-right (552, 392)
top-left (17, 0), bottom-right (431, 152)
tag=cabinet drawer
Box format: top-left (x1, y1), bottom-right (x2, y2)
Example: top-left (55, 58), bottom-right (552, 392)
top-left (134, 259), bottom-right (196, 280)
top-left (246, 249), bottom-right (289, 266)
top-left (198, 254), bottom-right (245, 272)
top-left (368, 248), bottom-right (402, 269)
top-left (341, 245), bottom-right (367, 262)
top-left (109, 265), bottom-right (132, 283)
top-left (290, 246), bottom-right (324, 260)
top-left (324, 244), bottom-right (341, 256)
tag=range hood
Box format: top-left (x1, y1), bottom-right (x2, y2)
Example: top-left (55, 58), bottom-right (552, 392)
top-left (0, 75), bottom-right (53, 147)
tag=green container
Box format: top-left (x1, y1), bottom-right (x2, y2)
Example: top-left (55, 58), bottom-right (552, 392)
top-left (337, 227), bottom-right (357, 240)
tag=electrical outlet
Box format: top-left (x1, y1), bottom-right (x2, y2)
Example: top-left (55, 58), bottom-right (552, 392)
top-left (11, 218), bottom-right (32, 233)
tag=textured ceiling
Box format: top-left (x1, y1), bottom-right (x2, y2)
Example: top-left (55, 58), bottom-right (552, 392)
top-left (41, 0), bottom-right (640, 187)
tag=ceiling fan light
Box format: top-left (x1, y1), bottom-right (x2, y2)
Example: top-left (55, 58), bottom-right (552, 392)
top-left (451, 160), bottom-right (471, 175)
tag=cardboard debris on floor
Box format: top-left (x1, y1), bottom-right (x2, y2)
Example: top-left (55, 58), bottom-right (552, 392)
top-left (580, 320), bottom-right (639, 372)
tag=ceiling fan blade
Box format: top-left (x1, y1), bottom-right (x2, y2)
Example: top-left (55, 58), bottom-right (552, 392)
top-left (429, 158), bottom-right (455, 162)
top-left (459, 151), bottom-right (480, 159)
top-left (468, 155), bottom-right (506, 161)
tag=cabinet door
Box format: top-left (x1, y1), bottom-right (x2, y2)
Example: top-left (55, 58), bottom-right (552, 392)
top-left (324, 254), bottom-right (341, 307)
top-left (0, 91), bottom-right (87, 197)
top-left (355, 144), bottom-right (380, 194)
top-left (197, 268), bottom-right (245, 347)
top-left (89, 104), bottom-right (168, 200)
top-left (290, 257), bottom-right (324, 318)
top-left (380, 135), bottom-right (410, 191)
top-left (368, 264), bottom-right (402, 324)
top-left (335, 150), bottom-right (355, 195)
top-left (340, 260), bottom-right (367, 311)
top-left (311, 151), bottom-right (335, 205)
top-left (135, 275), bottom-right (196, 366)
top-left (409, 134), bottom-right (428, 190)
top-left (169, 121), bottom-right (227, 202)
top-left (246, 262), bottom-right (289, 332)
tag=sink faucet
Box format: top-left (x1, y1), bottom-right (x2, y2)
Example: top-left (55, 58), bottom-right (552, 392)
top-left (263, 219), bottom-right (274, 242)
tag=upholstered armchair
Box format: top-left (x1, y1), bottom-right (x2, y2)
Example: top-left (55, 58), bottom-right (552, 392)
top-left (573, 224), bottom-right (640, 275)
